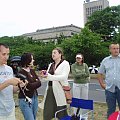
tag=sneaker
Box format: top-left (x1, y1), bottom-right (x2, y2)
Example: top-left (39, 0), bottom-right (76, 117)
top-left (81, 118), bottom-right (88, 120)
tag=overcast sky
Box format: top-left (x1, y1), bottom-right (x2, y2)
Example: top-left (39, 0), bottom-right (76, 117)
top-left (0, 0), bottom-right (120, 37)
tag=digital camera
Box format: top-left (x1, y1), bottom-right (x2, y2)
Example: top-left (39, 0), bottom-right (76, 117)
top-left (16, 73), bottom-right (27, 82)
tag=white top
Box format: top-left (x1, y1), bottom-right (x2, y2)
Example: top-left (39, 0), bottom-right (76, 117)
top-left (0, 65), bottom-right (15, 116)
top-left (42, 60), bottom-right (70, 108)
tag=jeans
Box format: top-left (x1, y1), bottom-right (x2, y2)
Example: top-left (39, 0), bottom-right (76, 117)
top-left (105, 86), bottom-right (120, 118)
top-left (19, 95), bottom-right (38, 120)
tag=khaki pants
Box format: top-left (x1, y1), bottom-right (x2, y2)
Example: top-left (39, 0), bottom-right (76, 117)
top-left (73, 83), bottom-right (89, 120)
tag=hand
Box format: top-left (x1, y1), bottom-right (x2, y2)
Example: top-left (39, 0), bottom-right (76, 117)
top-left (39, 70), bottom-right (48, 78)
top-left (19, 80), bottom-right (28, 87)
top-left (8, 78), bottom-right (22, 86)
top-left (101, 83), bottom-right (106, 89)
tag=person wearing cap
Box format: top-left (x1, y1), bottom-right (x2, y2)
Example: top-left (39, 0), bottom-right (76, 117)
top-left (71, 53), bottom-right (90, 120)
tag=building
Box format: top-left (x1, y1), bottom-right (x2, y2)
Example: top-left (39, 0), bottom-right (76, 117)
top-left (83, 0), bottom-right (109, 24)
top-left (22, 24), bottom-right (82, 43)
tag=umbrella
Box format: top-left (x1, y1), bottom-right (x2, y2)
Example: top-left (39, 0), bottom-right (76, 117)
top-left (89, 65), bottom-right (98, 74)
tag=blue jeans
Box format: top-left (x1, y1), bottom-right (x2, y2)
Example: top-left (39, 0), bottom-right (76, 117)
top-left (105, 86), bottom-right (120, 118)
top-left (19, 95), bottom-right (38, 120)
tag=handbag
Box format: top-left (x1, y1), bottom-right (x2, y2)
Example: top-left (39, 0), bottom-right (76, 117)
top-left (71, 114), bottom-right (80, 120)
top-left (71, 108), bottom-right (80, 120)
top-left (60, 84), bottom-right (72, 104)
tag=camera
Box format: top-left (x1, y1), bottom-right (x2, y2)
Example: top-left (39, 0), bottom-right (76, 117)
top-left (16, 73), bottom-right (27, 82)
top-left (25, 96), bottom-right (32, 104)
top-left (42, 70), bottom-right (47, 75)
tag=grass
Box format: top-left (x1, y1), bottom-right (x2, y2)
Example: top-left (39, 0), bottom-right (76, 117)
top-left (15, 74), bottom-right (109, 120)
top-left (14, 95), bottom-right (108, 120)
top-left (14, 74), bottom-right (108, 120)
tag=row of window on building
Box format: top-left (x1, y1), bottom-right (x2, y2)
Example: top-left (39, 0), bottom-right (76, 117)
top-left (86, 5), bottom-right (103, 15)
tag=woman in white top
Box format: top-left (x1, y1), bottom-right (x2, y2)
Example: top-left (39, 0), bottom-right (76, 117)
top-left (40, 47), bottom-right (70, 120)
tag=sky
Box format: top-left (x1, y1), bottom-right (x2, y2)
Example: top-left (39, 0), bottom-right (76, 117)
top-left (0, 0), bottom-right (120, 37)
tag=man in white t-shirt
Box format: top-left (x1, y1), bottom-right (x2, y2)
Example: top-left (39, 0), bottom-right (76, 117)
top-left (0, 43), bottom-right (22, 120)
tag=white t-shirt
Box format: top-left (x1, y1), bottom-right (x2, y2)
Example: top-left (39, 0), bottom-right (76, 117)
top-left (0, 64), bottom-right (15, 116)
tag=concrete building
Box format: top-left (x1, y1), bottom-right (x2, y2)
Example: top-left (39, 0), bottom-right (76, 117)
top-left (83, 0), bottom-right (109, 24)
top-left (22, 24), bottom-right (82, 43)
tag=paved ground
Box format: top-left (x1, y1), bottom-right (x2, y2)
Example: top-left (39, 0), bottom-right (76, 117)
top-left (37, 78), bottom-right (106, 103)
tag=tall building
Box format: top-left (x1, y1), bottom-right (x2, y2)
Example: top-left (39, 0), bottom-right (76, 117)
top-left (83, 0), bottom-right (109, 24)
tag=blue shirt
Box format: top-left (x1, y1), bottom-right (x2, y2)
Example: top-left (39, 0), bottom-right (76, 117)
top-left (99, 54), bottom-right (120, 92)
top-left (0, 65), bottom-right (15, 116)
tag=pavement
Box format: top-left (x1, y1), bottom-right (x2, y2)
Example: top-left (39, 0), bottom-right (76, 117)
top-left (37, 77), bottom-right (106, 103)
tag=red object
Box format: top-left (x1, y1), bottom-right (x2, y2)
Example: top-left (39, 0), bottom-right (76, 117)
top-left (108, 111), bottom-right (120, 120)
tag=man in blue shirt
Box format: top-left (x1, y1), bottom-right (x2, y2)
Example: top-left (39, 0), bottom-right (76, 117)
top-left (98, 43), bottom-right (120, 119)
top-left (0, 43), bottom-right (22, 120)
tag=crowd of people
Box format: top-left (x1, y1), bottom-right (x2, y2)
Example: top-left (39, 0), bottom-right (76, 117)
top-left (0, 42), bottom-right (120, 120)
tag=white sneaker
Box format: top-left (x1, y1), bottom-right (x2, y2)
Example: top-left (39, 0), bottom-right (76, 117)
top-left (81, 117), bottom-right (88, 120)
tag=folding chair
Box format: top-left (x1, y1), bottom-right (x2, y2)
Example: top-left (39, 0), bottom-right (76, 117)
top-left (55, 97), bottom-right (94, 120)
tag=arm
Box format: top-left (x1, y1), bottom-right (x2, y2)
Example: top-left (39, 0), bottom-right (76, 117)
top-left (98, 73), bottom-right (106, 89)
top-left (18, 69), bottom-right (41, 90)
top-left (44, 61), bottom-right (70, 81)
top-left (26, 80), bottom-right (41, 90)
top-left (13, 80), bottom-right (28, 93)
top-left (0, 78), bottom-right (21, 91)
top-left (98, 60), bottom-right (106, 89)
top-left (13, 86), bottom-right (19, 93)
top-left (84, 63), bottom-right (90, 78)
top-left (26, 70), bottom-right (41, 90)
top-left (71, 64), bottom-right (87, 78)
top-left (71, 64), bottom-right (80, 78)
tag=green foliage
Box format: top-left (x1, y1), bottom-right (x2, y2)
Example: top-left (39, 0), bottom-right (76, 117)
top-left (0, 27), bottom-right (111, 68)
top-left (60, 27), bottom-right (105, 66)
top-left (0, 36), bottom-right (55, 69)
top-left (86, 5), bottom-right (120, 40)
top-left (112, 28), bottom-right (120, 44)
top-left (56, 33), bottom-right (66, 44)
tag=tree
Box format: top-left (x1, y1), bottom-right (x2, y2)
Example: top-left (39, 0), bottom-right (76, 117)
top-left (60, 27), bottom-right (103, 66)
top-left (86, 5), bottom-right (120, 40)
top-left (0, 36), bottom-right (55, 69)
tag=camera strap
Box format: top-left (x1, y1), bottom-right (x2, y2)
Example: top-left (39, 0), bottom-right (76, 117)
top-left (18, 84), bottom-right (32, 106)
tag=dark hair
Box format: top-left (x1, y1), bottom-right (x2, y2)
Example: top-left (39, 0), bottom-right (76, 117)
top-left (53, 47), bottom-right (64, 59)
top-left (0, 43), bottom-right (9, 51)
top-left (21, 53), bottom-right (33, 67)
top-left (76, 53), bottom-right (84, 64)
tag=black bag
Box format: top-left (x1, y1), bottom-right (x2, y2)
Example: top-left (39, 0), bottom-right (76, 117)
top-left (71, 114), bottom-right (80, 120)
top-left (71, 108), bottom-right (80, 120)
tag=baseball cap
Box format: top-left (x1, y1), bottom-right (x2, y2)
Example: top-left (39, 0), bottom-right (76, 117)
top-left (76, 55), bottom-right (82, 58)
